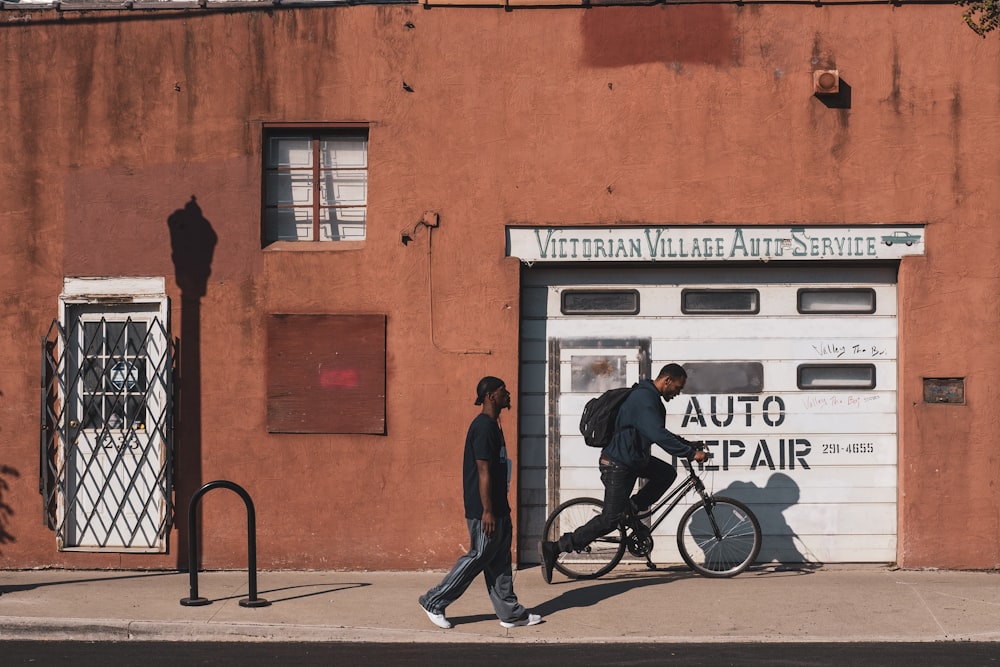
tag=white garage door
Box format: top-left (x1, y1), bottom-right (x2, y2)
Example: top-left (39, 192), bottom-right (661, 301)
top-left (518, 264), bottom-right (898, 565)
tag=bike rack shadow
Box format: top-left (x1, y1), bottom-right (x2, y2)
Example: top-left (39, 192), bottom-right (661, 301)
top-left (180, 480), bottom-right (270, 608)
top-left (0, 571), bottom-right (177, 596)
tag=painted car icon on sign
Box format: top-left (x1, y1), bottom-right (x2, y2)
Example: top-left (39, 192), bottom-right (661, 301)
top-left (881, 231), bottom-right (921, 246)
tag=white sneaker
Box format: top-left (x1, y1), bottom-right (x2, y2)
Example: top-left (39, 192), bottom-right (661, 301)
top-left (419, 602), bottom-right (453, 629)
top-left (500, 612), bottom-right (542, 628)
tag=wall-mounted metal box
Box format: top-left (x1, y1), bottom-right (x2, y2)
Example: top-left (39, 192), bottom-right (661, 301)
top-left (923, 378), bottom-right (965, 404)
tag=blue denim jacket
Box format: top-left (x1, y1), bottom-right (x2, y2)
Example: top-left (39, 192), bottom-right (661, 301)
top-left (601, 379), bottom-right (695, 470)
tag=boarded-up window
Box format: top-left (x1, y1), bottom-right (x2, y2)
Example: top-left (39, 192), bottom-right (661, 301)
top-left (681, 289), bottom-right (759, 314)
top-left (683, 361), bottom-right (764, 394)
top-left (267, 314), bottom-right (386, 434)
top-left (561, 290), bottom-right (640, 315)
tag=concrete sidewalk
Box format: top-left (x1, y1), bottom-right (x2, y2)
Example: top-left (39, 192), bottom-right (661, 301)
top-left (1, 564), bottom-right (998, 644)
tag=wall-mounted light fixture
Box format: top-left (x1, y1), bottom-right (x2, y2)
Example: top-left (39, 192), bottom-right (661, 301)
top-left (401, 210), bottom-right (440, 245)
top-left (813, 69), bottom-right (840, 95)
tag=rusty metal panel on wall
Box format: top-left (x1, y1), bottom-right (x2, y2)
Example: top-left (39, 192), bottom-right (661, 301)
top-left (267, 314), bottom-right (387, 434)
top-left (923, 378), bottom-right (965, 405)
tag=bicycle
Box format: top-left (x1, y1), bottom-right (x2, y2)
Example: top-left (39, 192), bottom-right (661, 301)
top-left (542, 447), bottom-right (762, 579)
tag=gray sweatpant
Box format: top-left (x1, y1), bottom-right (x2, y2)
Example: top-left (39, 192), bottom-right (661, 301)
top-left (419, 515), bottom-right (527, 623)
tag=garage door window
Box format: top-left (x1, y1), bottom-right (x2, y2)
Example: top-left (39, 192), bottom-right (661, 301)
top-left (798, 288), bottom-right (876, 314)
top-left (798, 364), bottom-right (876, 389)
top-left (682, 289), bottom-right (759, 314)
top-left (683, 361), bottom-right (764, 394)
top-left (561, 290), bottom-right (640, 315)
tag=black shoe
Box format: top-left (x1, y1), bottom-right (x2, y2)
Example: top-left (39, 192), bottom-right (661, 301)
top-left (539, 540), bottom-right (558, 584)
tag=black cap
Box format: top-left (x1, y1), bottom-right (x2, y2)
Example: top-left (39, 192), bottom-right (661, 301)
top-left (475, 376), bottom-right (505, 405)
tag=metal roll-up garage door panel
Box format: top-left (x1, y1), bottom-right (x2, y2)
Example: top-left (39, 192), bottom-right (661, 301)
top-left (519, 265), bottom-right (898, 565)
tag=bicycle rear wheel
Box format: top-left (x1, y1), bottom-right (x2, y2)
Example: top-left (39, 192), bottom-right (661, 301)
top-left (543, 497), bottom-right (625, 579)
top-left (676, 496), bottom-right (761, 578)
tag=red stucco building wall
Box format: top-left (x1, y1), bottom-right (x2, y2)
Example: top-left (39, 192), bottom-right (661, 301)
top-left (1, 2), bottom-right (998, 570)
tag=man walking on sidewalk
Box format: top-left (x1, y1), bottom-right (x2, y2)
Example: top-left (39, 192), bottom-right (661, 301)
top-left (419, 376), bottom-right (542, 629)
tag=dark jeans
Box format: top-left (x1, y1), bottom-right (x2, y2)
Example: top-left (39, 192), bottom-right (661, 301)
top-left (557, 455), bottom-right (677, 553)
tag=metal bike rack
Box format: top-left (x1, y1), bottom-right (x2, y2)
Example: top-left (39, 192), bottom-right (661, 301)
top-left (180, 480), bottom-right (270, 608)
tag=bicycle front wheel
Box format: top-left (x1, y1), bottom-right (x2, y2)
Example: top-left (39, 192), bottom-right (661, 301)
top-left (543, 497), bottom-right (625, 580)
top-left (677, 496), bottom-right (761, 578)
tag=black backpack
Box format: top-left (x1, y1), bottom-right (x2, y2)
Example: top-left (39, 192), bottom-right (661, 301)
top-left (579, 385), bottom-right (636, 448)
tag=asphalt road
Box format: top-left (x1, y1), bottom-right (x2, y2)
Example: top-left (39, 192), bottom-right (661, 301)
top-left (2, 641), bottom-right (998, 666)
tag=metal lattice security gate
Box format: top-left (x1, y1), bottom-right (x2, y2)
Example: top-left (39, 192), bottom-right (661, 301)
top-left (41, 301), bottom-right (174, 552)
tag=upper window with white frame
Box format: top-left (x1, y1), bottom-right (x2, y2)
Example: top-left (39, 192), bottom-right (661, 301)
top-left (263, 126), bottom-right (368, 245)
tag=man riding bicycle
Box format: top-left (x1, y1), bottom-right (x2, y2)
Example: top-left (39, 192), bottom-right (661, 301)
top-left (540, 363), bottom-right (708, 583)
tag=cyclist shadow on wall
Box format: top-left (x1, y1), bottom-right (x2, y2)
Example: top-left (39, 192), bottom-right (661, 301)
top-left (714, 473), bottom-right (823, 572)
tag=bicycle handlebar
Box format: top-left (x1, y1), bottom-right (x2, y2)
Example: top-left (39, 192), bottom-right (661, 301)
top-left (681, 441), bottom-right (713, 471)
top-left (690, 441), bottom-right (713, 457)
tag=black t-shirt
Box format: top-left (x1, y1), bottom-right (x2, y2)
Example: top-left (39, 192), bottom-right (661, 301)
top-left (462, 413), bottom-right (511, 520)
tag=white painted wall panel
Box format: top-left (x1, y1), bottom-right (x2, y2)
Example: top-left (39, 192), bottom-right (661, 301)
top-left (554, 466), bottom-right (605, 491)
top-left (562, 391), bottom-right (899, 422)
top-left (546, 317), bottom-right (896, 340)
top-left (651, 338), bottom-right (897, 361)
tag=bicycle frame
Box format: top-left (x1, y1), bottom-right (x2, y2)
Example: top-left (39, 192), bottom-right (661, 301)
top-left (545, 448), bottom-right (761, 579)
top-left (631, 457), bottom-right (711, 535)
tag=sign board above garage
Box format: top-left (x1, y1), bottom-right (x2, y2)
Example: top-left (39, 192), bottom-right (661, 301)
top-left (507, 226), bottom-right (925, 263)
